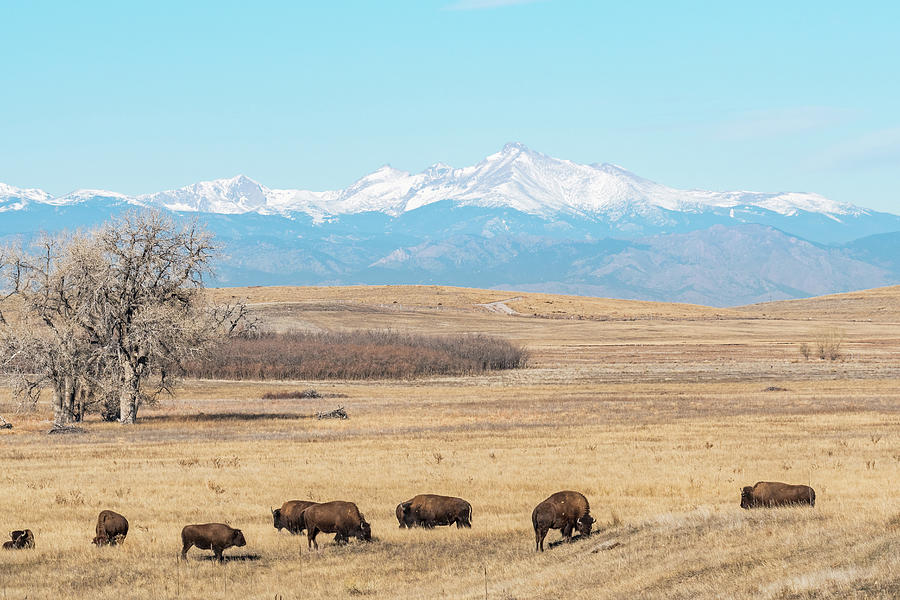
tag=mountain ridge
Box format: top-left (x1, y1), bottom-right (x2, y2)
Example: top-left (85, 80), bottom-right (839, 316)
top-left (0, 143), bottom-right (886, 225)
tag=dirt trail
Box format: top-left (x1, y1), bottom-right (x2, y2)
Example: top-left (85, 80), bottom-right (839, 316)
top-left (475, 296), bottom-right (522, 315)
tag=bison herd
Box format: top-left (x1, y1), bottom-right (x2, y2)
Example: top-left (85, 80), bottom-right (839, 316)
top-left (3, 481), bottom-right (816, 561)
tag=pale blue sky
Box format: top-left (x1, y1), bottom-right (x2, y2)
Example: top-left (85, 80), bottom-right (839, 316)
top-left (1, 1), bottom-right (899, 212)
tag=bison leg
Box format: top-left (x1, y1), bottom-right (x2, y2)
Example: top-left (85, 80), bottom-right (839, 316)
top-left (535, 527), bottom-right (548, 552)
top-left (214, 547), bottom-right (224, 562)
top-left (308, 528), bottom-right (319, 551)
top-left (180, 542), bottom-right (192, 560)
top-left (561, 523), bottom-right (574, 539)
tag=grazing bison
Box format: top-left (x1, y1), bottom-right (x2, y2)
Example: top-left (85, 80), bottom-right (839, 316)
top-left (180, 523), bottom-right (246, 562)
top-left (272, 500), bottom-right (318, 534)
top-left (93, 510), bottom-right (129, 546)
top-left (3, 529), bottom-right (34, 550)
top-left (300, 501), bottom-right (371, 551)
top-left (740, 481), bottom-right (816, 509)
top-left (396, 494), bottom-right (472, 529)
top-left (532, 490), bottom-right (594, 552)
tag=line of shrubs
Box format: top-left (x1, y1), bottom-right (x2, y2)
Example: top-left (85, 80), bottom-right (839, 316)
top-left (183, 330), bottom-right (528, 380)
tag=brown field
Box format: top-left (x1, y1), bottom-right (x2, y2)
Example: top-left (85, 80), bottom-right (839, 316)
top-left (2, 285), bottom-right (899, 599)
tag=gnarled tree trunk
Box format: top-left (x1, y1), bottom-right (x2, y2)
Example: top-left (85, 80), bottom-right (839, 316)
top-left (52, 377), bottom-right (73, 425)
top-left (118, 364), bottom-right (139, 425)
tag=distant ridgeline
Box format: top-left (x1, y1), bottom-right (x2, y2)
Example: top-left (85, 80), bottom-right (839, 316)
top-left (2, 144), bottom-right (899, 306)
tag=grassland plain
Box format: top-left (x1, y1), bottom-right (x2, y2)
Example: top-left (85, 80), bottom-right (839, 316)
top-left (1, 285), bottom-right (899, 599)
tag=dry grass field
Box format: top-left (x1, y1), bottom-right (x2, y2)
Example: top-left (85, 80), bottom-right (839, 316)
top-left (2, 285), bottom-right (899, 599)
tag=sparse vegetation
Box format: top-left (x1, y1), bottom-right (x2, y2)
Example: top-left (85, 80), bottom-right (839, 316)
top-left (815, 328), bottom-right (845, 361)
top-left (262, 388), bottom-right (322, 399)
top-left (1, 285), bottom-right (898, 599)
top-left (183, 330), bottom-right (528, 380)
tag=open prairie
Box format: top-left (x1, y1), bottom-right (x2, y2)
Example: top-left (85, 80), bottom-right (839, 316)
top-left (2, 285), bottom-right (899, 599)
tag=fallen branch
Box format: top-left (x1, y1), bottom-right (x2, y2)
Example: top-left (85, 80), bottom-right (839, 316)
top-left (47, 423), bottom-right (85, 435)
top-left (0, 415), bottom-right (12, 429)
top-left (316, 407), bottom-right (348, 420)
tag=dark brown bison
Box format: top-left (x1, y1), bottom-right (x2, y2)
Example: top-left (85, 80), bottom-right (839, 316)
top-left (272, 500), bottom-right (318, 534)
top-left (740, 481), bottom-right (816, 509)
top-left (396, 494), bottom-right (472, 529)
top-left (93, 510), bottom-right (129, 546)
top-left (2, 529), bottom-right (34, 550)
top-left (300, 501), bottom-right (371, 551)
top-left (532, 490), bottom-right (594, 552)
top-left (180, 523), bottom-right (246, 562)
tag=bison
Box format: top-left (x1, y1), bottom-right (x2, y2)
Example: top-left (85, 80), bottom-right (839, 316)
top-left (396, 494), bottom-right (472, 529)
top-left (2, 529), bottom-right (34, 550)
top-left (740, 481), bottom-right (816, 509)
top-left (180, 523), bottom-right (246, 562)
top-left (300, 501), bottom-right (371, 551)
top-left (272, 500), bottom-right (318, 534)
top-left (93, 510), bottom-right (129, 546)
top-left (532, 490), bottom-right (594, 552)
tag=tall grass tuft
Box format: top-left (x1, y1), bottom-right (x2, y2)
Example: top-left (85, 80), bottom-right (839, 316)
top-left (183, 330), bottom-right (528, 380)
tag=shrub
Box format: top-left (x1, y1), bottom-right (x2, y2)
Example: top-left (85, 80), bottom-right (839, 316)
top-left (814, 328), bottom-right (845, 361)
top-left (262, 389), bottom-right (322, 400)
top-left (183, 330), bottom-right (528, 380)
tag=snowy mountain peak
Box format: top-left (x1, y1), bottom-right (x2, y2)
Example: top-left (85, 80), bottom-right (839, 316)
top-left (138, 174), bottom-right (272, 214)
top-left (0, 145), bottom-right (884, 223)
top-left (502, 141), bottom-right (529, 154)
top-left (0, 183), bottom-right (52, 203)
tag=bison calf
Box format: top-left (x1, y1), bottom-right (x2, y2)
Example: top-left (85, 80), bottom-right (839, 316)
top-left (3, 529), bottom-right (34, 550)
top-left (300, 501), bottom-right (371, 551)
top-left (180, 523), bottom-right (246, 562)
top-left (272, 500), bottom-right (318, 534)
top-left (740, 481), bottom-right (816, 509)
top-left (93, 510), bottom-right (129, 546)
top-left (532, 490), bottom-right (594, 552)
top-left (396, 494), bottom-right (472, 529)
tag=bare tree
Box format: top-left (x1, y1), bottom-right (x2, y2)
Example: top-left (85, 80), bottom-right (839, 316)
top-left (0, 233), bottom-right (106, 423)
top-left (0, 211), bottom-right (249, 425)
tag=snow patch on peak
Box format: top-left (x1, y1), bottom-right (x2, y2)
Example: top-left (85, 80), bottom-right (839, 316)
top-left (0, 183), bottom-right (52, 203)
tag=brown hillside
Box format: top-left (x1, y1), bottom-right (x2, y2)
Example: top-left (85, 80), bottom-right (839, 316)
top-left (737, 285), bottom-right (900, 322)
top-left (208, 284), bottom-right (749, 321)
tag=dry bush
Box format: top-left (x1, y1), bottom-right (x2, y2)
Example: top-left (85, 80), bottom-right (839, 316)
top-left (184, 330), bottom-right (528, 380)
top-left (262, 388), bottom-right (323, 400)
top-left (815, 328), bottom-right (845, 361)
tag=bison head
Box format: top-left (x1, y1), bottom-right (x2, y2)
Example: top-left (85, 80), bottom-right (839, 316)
top-left (18, 530), bottom-right (34, 549)
top-left (358, 518), bottom-right (372, 542)
top-left (740, 486), bottom-right (754, 509)
top-left (9, 530), bottom-right (33, 549)
top-left (232, 529), bottom-right (247, 547)
top-left (272, 508), bottom-right (283, 531)
top-left (396, 502), bottom-right (412, 528)
top-left (576, 514), bottom-right (594, 537)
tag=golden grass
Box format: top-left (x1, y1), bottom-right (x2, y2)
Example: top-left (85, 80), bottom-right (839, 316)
top-left (2, 284), bottom-right (900, 599)
top-left (736, 284), bottom-right (900, 322)
top-left (208, 284), bottom-right (749, 320)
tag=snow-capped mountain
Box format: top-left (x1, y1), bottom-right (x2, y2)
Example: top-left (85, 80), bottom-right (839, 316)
top-left (1, 143), bottom-right (878, 224)
top-left (142, 143), bottom-right (870, 224)
top-left (3, 143), bottom-right (900, 305)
